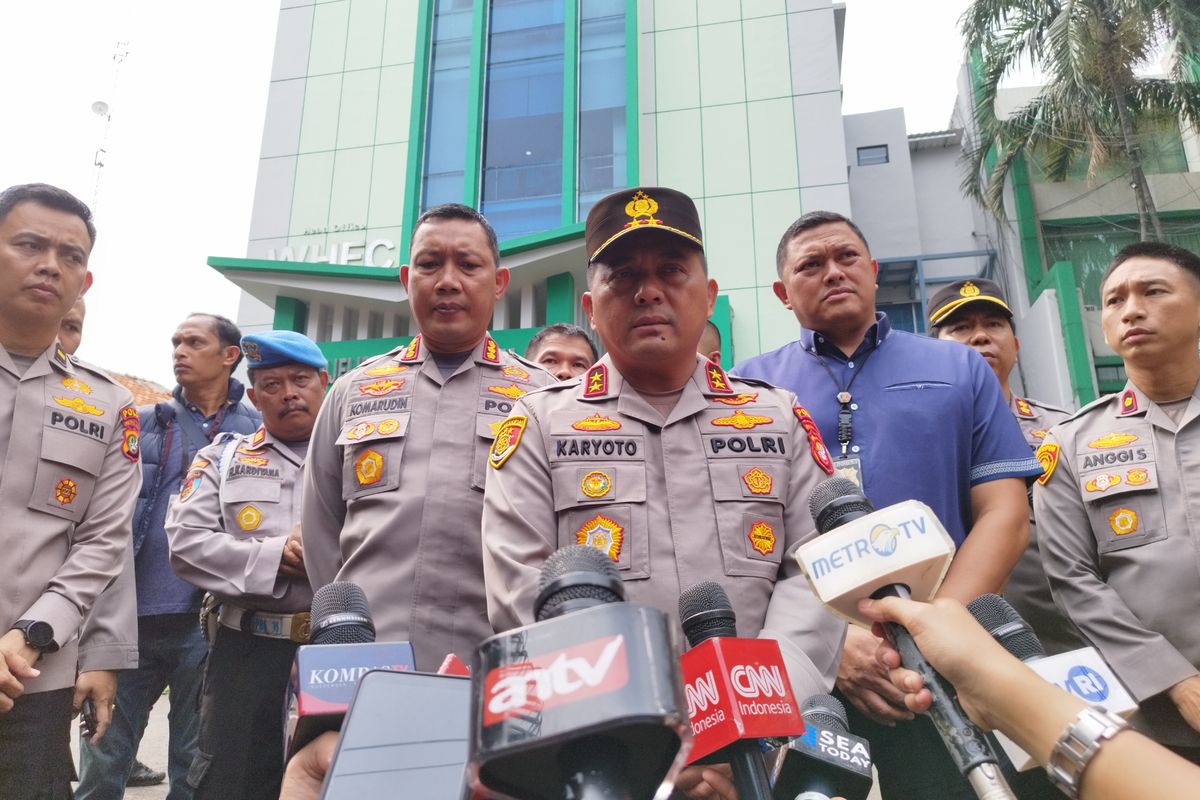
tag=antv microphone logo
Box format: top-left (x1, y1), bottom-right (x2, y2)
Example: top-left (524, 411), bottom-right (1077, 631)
top-left (482, 634), bottom-right (629, 725)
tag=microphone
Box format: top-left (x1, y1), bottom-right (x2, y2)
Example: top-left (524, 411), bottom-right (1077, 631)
top-left (769, 694), bottom-right (873, 800)
top-left (284, 582), bottom-right (416, 759)
top-left (800, 477), bottom-right (1016, 800)
top-left (967, 594), bottom-right (1137, 771)
top-left (679, 581), bottom-right (804, 800)
top-left (470, 545), bottom-right (691, 800)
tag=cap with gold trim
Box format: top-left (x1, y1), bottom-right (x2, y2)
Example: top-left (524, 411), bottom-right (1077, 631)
top-left (584, 186), bottom-right (704, 264)
top-left (927, 278), bottom-right (1013, 328)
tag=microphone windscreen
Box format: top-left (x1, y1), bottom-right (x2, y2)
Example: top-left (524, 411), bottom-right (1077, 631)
top-left (808, 476), bottom-right (873, 533)
top-left (679, 581), bottom-right (737, 646)
top-left (310, 581), bottom-right (375, 645)
top-left (967, 593), bottom-right (1045, 662)
top-left (801, 693), bottom-right (850, 734)
top-left (534, 544), bottom-right (623, 621)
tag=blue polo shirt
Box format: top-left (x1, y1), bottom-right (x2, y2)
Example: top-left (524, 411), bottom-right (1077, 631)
top-left (735, 313), bottom-right (1041, 546)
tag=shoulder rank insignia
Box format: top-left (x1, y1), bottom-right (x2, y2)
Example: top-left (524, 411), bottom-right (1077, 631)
top-left (489, 416), bottom-right (527, 469)
top-left (119, 405), bottom-right (141, 462)
top-left (583, 364), bottom-right (608, 398)
top-left (748, 520), bottom-right (776, 556)
top-left (1088, 433), bottom-right (1137, 450)
top-left (1120, 390), bottom-right (1138, 415)
top-left (364, 364), bottom-right (408, 377)
top-left (1035, 442), bottom-right (1060, 485)
top-left (62, 377), bottom-right (92, 394)
top-left (400, 335), bottom-right (422, 362)
top-left (576, 513), bottom-right (623, 561)
top-left (53, 345), bottom-right (70, 368)
top-left (1014, 397), bottom-right (1035, 418)
top-left (247, 427), bottom-right (267, 449)
top-left (53, 396), bottom-right (102, 416)
top-left (705, 362), bottom-right (732, 393)
top-left (502, 364), bottom-right (530, 382)
top-left (483, 336), bottom-right (500, 363)
top-left (359, 379), bottom-right (404, 397)
top-left (794, 405), bottom-right (834, 475)
top-left (711, 410), bottom-right (773, 430)
top-left (572, 413), bottom-right (622, 432)
top-left (488, 384), bottom-right (526, 400)
top-left (714, 392), bottom-right (757, 406)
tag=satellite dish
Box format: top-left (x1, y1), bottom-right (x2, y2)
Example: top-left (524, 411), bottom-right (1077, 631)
top-left (91, 101), bottom-right (110, 116)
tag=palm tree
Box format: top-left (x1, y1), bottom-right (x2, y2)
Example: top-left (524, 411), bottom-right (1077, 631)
top-left (962, 0), bottom-right (1200, 241)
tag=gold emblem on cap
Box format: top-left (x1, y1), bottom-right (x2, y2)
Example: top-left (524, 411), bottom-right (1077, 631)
top-left (624, 190), bottom-right (659, 222)
top-left (959, 281), bottom-right (981, 298)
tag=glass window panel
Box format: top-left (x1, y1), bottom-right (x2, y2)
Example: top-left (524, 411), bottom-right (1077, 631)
top-left (422, 0), bottom-right (474, 209)
top-left (857, 145), bottom-right (889, 166)
top-left (480, 0), bottom-right (565, 240)
top-left (577, 0), bottom-right (626, 221)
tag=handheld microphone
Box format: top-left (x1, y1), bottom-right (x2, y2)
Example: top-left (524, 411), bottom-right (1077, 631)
top-left (801, 477), bottom-right (1016, 800)
top-left (769, 694), bottom-right (873, 800)
top-left (679, 581), bottom-right (803, 800)
top-left (284, 582), bottom-right (416, 759)
top-left (470, 545), bottom-right (691, 800)
top-left (967, 594), bottom-right (1137, 771)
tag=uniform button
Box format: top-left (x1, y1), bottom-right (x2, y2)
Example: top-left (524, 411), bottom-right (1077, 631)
top-left (850, 403), bottom-right (859, 410)
top-left (848, 361), bottom-right (855, 368)
top-left (851, 445), bottom-right (861, 453)
top-left (816, 335), bottom-right (824, 343)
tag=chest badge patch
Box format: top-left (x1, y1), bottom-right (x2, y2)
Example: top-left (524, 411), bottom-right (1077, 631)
top-left (576, 513), bottom-right (623, 561)
top-left (502, 364), bottom-right (530, 381)
top-left (1089, 433), bottom-right (1138, 449)
top-left (238, 456), bottom-right (269, 467)
top-left (54, 396), bottom-right (102, 416)
top-left (711, 410), bottom-right (773, 430)
top-left (237, 505), bottom-right (263, 531)
top-left (364, 364), bottom-right (407, 377)
top-left (572, 413), bottom-right (621, 432)
top-left (1031, 429), bottom-right (1049, 440)
top-left (354, 450), bottom-right (384, 486)
top-left (359, 379), bottom-right (404, 397)
top-left (345, 421), bottom-right (375, 441)
top-left (377, 419), bottom-right (400, 436)
top-left (741, 467), bottom-right (773, 496)
top-left (488, 384), bottom-right (526, 400)
top-left (714, 393), bottom-right (757, 406)
top-left (1035, 442), bottom-right (1060, 485)
top-left (1014, 398), bottom-right (1035, 418)
top-left (1125, 467), bottom-right (1149, 486)
top-left (748, 520), bottom-right (776, 556)
top-left (1120, 390), bottom-right (1138, 415)
top-left (1108, 507), bottom-right (1138, 536)
top-left (581, 470), bottom-right (613, 498)
top-left (62, 377), bottom-right (92, 394)
top-left (54, 478), bottom-right (77, 505)
top-left (1085, 473), bottom-right (1121, 493)
top-left (584, 364), bottom-right (608, 398)
top-left (489, 416), bottom-right (527, 470)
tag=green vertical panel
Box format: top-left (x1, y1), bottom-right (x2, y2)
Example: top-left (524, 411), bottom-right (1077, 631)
top-left (711, 294), bottom-right (732, 369)
top-left (1011, 154), bottom-right (1044, 297)
top-left (462, 1), bottom-right (490, 207)
top-left (561, 1), bottom-right (579, 226)
top-left (1049, 261), bottom-right (1096, 406)
top-left (545, 272), bottom-right (576, 324)
top-left (400, 0), bottom-right (435, 263)
top-left (624, 0), bottom-right (639, 184)
top-left (273, 296), bottom-right (309, 334)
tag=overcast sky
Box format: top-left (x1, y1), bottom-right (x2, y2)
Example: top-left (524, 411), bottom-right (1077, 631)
top-left (0, 0), bottom-right (973, 387)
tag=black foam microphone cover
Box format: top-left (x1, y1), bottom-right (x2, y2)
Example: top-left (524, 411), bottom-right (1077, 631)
top-left (808, 476), bottom-right (874, 534)
top-left (679, 581), bottom-right (737, 647)
top-left (534, 544), bottom-right (625, 621)
top-left (310, 581), bottom-right (375, 645)
top-left (967, 593), bottom-right (1045, 662)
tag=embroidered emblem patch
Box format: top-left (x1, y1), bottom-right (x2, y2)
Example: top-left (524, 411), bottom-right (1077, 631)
top-left (1089, 433), bottom-right (1138, 450)
top-left (1125, 468), bottom-right (1149, 486)
top-left (401, 336), bottom-right (421, 361)
top-left (1120, 390), bottom-right (1138, 415)
top-left (359, 379), bottom-right (404, 397)
top-left (345, 421), bottom-right (375, 441)
top-left (714, 393), bottom-right (758, 406)
top-left (576, 513), bottom-right (624, 561)
top-left (794, 406), bottom-right (835, 475)
top-left (119, 406), bottom-right (140, 462)
top-left (1109, 507), bottom-right (1138, 536)
top-left (959, 281), bottom-right (980, 298)
top-left (54, 478), bottom-right (77, 505)
top-left (584, 364), bottom-right (608, 398)
top-left (706, 363), bottom-right (732, 393)
top-left (179, 472), bottom-right (203, 503)
top-left (53, 396), bottom-right (102, 416)
top-left (1031, 430), bottom-right (1049, 440)
top-left (489, 416), bottom-right (527, 469)
top-left (483, 337), bottom-right (499, 363)
top-left (748, 520), bottom-right (776, 556)
top-left (237, 505), bottom-right (263, 531)
top-left (61, 377), bottom-right (92, 394)
top-left (1035, 443), bottom-right (1060, 485)
top-left (1014, 398), bottom-right (1034, 418)
top-left (1085, 473), bottom-right (1122, 493)
top-left (741, 467), bottom-right (773, 495)
top-left (242, 341), bottom-right (262, 361)
top-left (488, 384), bottom-right (526, 400)
top-left (581, 470), bottom-right (613, 498)
top-left (502, 364), bottom-right (530, 381)
top-left (377, 419), bottom-right (400, 435)
top-left (711, 410), bottom-right (773, 430)
top-left (364, 364), bottom-right (407, 377)
top-left (354, 450), bottom-right (383, 486)
top-left (572, 413), bottom-right (622, 432)
top-left (625, 190), bottom-right (660, 225)
top-left (238, 456), bottom-right (270, 467)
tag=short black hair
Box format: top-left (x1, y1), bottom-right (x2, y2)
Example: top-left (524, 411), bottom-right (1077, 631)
top-left (410, 203), bottom-right (500, 269)
top-left (1102, 241), bottom-right (1200, 293)
top-left (188, 313), bottom-right (245, 369)
top-left (0, 183), bottom-right (96, 247)
top-left (775, 210), bottom-right (870, 274)
top-left (525, 323), bottom-right (598, 362)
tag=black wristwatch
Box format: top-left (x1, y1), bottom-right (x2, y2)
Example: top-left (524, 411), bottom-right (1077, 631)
top-left (12, 620), bottom-right (58, 653)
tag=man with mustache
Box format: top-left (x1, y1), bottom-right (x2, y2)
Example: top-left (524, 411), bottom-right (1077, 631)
top-left (735, 210), bottom-right (1041, 800)
top-left (165, 330), bottom-right (327, 798)
top-left (1035, 241), bottom-right (1200, 764)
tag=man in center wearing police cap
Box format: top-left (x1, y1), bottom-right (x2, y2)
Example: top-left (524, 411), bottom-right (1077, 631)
top-left (482, 187), bottom-right (846, 798)
top-left (165, 330), bottom-right (328, 799)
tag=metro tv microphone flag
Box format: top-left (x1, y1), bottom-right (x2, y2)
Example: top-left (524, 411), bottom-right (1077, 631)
top-left (769, 694), bottom-right (873, 800)
top-left (679, 581), bottom-right (804, 800)
top-left (799, 477), bottom-right (1017, 800)
top-left (967, 594), bottom-right (1137, 772)
top-left (284, 582), bottom-right (415, 759)
top-left (470, 545), bottom-right (691, 800)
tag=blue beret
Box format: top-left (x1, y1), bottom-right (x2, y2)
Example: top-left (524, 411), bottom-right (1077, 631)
top-left (241, 330), bottom-right (327, 371)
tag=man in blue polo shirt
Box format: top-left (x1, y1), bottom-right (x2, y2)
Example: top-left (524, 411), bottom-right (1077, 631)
top-left (736, 210), bottom-right (1041, 800)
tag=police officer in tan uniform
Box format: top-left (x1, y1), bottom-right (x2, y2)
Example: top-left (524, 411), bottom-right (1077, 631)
top-left (302, 203), bottom-right (553, 671)
top-left (482, 186), bottom-right (846, 798)
top-left (166, 330), bottom-right (327, 798)
top-left (1035, 241), bottom-right (1200, 763)
top-left (927, 278), bottom-right (1083, 656)
top-left (0, 183), bottom-right (142, 798)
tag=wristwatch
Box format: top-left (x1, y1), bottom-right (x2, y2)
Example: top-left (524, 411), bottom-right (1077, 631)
top-left (11, 619), bottom-right (58, 653)
top-left (1046, 705), bottom-right (1129, 798)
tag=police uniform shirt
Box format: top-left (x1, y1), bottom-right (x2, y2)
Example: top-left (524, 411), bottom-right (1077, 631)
top-left (165, 425), bottom-right (312, 613)
top-left (1034, 382), bottom-right (1200, 746)
top-left (0, 342), bottom-right (142, 693)
top-left (482, 355), bottom-right (847, 699)
top-left (302, 334), bottom-right (555, 670)
top-left (1005, 394), bottom-right (1084, 656)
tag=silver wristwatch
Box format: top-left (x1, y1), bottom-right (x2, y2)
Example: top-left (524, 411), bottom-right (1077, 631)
top-left (1046, 706), bottom-right (1129, 798)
